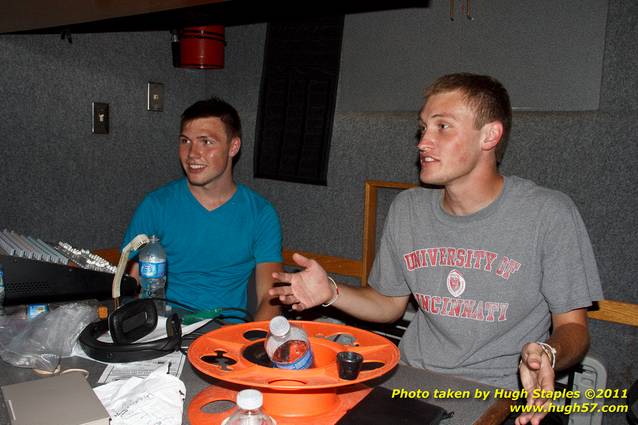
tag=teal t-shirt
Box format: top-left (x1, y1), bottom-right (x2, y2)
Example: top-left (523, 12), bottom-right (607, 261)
top-left (122, 179), bottom-right (282, 311)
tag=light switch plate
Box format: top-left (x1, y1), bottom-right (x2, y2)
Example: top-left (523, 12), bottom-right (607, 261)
top-left (147, 82), bottom-right (164, 111)
top-left (92, 102), bottom-right (109, 134)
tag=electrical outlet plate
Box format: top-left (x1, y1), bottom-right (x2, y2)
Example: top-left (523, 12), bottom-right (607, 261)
top-left (92, 102), bottom-right (109, 134)
top-left (147, 82), bottom-right (164, 111)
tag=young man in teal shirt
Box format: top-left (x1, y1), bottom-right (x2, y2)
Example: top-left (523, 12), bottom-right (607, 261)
top-left (123, 97), bottom-right (282, 320)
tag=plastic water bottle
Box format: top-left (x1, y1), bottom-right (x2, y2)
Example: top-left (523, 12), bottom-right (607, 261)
top-left (138, 235), bottom-right (168, 313)
top-left (223, 389), bottom-right (275, 425)
top-left (265, 316), bottom-right (314, 370)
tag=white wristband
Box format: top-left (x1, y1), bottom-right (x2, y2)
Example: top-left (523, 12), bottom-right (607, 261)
top-left (537, 342), bottom-right (557, 369)
top-left (321, 277), bottom-right (339, 307)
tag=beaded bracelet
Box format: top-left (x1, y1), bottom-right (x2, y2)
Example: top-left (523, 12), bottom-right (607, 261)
top-left (321, 277), bottom-right (339, 307)
top-left (537, 342), bottom-right (557, 369)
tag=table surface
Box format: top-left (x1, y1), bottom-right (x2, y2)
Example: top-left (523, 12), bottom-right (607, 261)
top-left (0, 329), bottom-right (513, 425)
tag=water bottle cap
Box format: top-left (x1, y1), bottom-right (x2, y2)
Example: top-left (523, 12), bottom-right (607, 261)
top-left (236, 389), bottom-right (263, 410)
top-left (269, 315), bottom-right (290, 337)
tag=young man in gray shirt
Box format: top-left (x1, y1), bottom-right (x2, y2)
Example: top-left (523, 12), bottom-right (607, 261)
top-left (270, 73), bottom-right (603, 425)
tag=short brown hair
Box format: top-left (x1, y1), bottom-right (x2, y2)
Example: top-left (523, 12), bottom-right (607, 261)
top-left (425, 73), bottom-right (512, 163)
top-left (181, 96), bottom-right (242, 140)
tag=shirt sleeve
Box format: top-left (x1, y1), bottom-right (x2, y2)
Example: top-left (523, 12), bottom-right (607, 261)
top-left (253, 202), bottom-right (283, 264)
top-left (539, 194), bottom-right (604, 313)
top-left (120, 195), bottom-right (161, 259)
top-left (368, 195), bottom-right (412, 296)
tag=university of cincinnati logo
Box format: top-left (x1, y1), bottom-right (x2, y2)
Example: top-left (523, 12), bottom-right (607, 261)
top-left (446, 269), bottom-right (465, 297)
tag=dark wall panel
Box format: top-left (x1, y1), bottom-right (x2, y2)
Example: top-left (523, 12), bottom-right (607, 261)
top-left (254, 17), bottom-right (343, 185)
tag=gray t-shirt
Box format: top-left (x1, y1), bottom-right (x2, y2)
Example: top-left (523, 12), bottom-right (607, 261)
top-left (369, 175), bottom-right (603, 389)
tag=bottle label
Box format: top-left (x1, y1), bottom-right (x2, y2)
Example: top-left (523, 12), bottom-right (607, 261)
top-left (272, 346), bottom-right (314, 370)
top-left (27, 303), bottom-right (49, 319)
top-left (139, 261), bottom-right (166, 279)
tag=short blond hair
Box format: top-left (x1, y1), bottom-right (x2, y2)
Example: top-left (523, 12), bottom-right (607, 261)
top-left (425, 73), bottom-right (512, 163)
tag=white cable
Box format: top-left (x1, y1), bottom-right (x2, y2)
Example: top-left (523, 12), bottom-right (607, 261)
top-left (112, 234), bottom-right (150, 305)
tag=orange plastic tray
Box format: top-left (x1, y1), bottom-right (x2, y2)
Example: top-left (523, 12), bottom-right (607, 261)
top-left (188, 320), bottom-right (400, 424)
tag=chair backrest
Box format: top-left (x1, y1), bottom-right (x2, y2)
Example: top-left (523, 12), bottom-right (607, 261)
top-left (361, 180), bottom-right (417, 287)
top-left (555, 354), bottom-right (607, 425)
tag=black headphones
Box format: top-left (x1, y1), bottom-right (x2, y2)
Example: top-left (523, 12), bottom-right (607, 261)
top-left (79, 299), bottom-right (182, 363)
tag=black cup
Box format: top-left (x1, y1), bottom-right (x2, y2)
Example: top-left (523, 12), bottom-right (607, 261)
top-left (337, 351), bottom-right (363, 380)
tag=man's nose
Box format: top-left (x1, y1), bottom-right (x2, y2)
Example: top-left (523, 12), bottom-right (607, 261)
top-left (188, 142), bottom-right (202, 157)
top-left (417, 131), bottom-right (433, 151)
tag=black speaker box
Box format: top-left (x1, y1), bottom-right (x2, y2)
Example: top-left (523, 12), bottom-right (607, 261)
top-left (0, 254), bottom-right (137, 305)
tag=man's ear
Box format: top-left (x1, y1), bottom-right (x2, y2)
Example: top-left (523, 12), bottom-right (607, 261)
top-left (229, 137), bottom-right (241, 157)
top-left (481, 121), bottom-right (504, 152)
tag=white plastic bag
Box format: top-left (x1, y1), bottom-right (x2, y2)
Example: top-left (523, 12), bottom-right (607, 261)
top-left (0, 302), bottom-right (98, 371)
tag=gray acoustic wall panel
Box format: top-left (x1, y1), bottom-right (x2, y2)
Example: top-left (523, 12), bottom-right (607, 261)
top-left (0, 1), bottom-right (636, 422)
top-left (600, 0), bottom-right (638, 111)
top-left (338, 0), bottom-right (608, 112)
top-left (0, 31), bottom-right (203, 248)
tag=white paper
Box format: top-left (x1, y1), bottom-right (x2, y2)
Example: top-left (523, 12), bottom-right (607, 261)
top-left (93, 363), bottom-right (186, 425)
top-left (97, 350), bottom-right (186, 383)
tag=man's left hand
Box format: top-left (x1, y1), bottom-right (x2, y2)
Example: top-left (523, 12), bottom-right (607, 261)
top-left (515, 342), bottom-right (555, 425)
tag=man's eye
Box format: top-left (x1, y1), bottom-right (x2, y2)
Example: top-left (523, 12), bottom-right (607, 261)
top-left (439, 123), bottom-right (450, 130)
top-left (179, 138), bottom-right (190, 144)
top-left (203, 138), bottom-right (216, 145)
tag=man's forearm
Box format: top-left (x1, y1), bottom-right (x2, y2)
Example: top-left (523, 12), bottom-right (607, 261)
top-left (254, 299), bottom-right (281, 321)
top-left (546, 322), bottom-right (590, 371)
top-left (254, 262), bottom-right (284, 321)
top-left (331, 283), bottom-right (409, 323)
